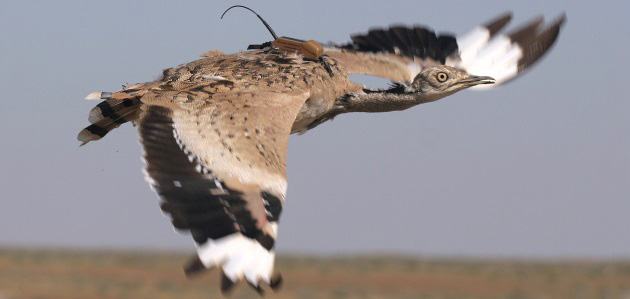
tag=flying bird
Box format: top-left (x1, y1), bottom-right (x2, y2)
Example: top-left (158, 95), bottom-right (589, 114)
top-left (78, 10), bottom-right (565, 294)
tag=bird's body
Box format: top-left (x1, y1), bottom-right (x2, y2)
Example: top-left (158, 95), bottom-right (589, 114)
top-left (160, 49), bottom-right (363, 133)
top-left (78, 11), bottom-right (565, 293)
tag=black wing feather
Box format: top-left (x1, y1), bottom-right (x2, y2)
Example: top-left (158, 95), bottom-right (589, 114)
top-left (139, 106), bottom-right (272, 245)
top-left (342, 25), bottom-right (459, 64)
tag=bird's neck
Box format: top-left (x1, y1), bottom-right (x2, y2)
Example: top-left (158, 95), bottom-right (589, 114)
top-left (337, 83), bottom-right (435, 113)
top-left (302, 84), bottom-right (444, 132)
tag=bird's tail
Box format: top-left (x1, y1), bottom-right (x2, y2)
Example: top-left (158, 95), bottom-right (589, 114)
top-left (77, 83), bottom-right (154, 146)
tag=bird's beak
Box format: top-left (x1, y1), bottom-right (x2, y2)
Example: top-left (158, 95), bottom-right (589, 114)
top-left (459, 75), bottom-right (496, 87)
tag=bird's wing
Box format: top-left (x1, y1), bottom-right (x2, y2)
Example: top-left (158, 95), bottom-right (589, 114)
top-left (138, 89), bottom-right (309, 291)
top-left (326, 12), bottom-right (565, 87)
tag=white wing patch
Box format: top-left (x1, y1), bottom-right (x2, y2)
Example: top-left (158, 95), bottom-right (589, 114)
top-left (453, 14), bottom-right (565, 90)
top-left (455, 27), bottom-right (519, 89)
top-left (456, 26), bottom-right (491, 64)
top-left (197, 230), bottom-right (277, 285)
top-left (459, 34), bottom-right (523, 89)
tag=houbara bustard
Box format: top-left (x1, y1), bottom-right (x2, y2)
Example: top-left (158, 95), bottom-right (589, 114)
top-left (78, 9), bottom-right (565, 294)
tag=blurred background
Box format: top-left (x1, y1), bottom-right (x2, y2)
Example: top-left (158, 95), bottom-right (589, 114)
top-left (1, 0), bottom-right (628, 298)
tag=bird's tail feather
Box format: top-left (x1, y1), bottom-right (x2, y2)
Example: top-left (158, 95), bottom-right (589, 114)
top-left (78, 83), bottom-right (152, 146)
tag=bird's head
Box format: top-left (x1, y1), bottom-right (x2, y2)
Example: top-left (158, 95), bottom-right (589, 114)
top-left (411, 66), bottom-right (496, 102)
top-left (334, 65), bottom-right (497, 115)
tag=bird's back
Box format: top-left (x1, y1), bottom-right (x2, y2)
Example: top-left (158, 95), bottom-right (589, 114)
top-left (78, 50), bottom-right (362, 144)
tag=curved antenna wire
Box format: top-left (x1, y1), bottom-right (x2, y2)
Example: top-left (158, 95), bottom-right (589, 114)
top-left (221, 5), bottom-right (278, 40)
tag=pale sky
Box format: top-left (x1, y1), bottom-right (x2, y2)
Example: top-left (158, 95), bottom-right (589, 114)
top-left (1, 0), bottom-right (628, 258)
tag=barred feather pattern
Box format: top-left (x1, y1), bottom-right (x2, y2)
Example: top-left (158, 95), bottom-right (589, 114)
top-left (78, 83), bottom-right (157, 145)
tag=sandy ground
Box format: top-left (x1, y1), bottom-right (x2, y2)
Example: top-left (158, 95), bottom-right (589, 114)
top-left (0, 248), bottom-right (629, 298)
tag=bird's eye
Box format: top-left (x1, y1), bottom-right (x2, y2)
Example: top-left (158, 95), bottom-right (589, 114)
top-left (436, 72), bottom-right (449, 82)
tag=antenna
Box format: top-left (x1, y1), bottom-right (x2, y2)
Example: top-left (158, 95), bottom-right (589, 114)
top-left (221, 5), bottom-right (278, 40)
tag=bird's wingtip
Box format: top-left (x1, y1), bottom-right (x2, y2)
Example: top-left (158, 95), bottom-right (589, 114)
top-left (483, 12), bottom-right (513, 36)
top-left (553, 12), bottom-right (567, 26)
